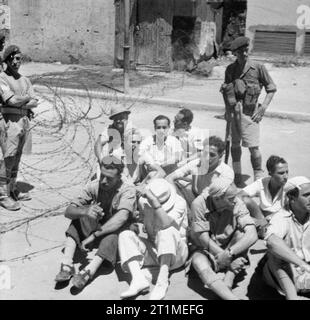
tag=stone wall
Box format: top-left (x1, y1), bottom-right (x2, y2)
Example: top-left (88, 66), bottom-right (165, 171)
top-left (7, 0), bottom-right (115, 64)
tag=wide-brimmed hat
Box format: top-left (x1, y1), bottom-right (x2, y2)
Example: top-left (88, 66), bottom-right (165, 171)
top-left (146, 178), bottom-right (177, 212)
top-left (284, 176), bottom-right (310, 193)
top-left (109, 105), bottom-right (131, 120)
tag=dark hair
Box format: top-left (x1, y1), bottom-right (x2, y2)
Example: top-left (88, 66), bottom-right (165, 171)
top-left (179, 108), bottom-right (193, 125)
top-left (209, 136), bottom-right (225, 155)
top-left (266, 155), bottom-right (287, 175)
top-left (153, 115), bottom-right (170, 127)
top-left (100, 155), bottom-right (124, 175)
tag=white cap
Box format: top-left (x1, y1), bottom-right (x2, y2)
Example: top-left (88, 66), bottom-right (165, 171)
top-left (284, 176), bottom-right (310, 193)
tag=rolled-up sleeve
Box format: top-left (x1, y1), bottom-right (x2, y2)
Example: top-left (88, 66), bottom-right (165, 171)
top-left (243, 180), bottom-right (261, 197)
top-left (234, 199), bottom-right (255, 230)
top-left (259, 64), bottom-right (277, 93)
top-left (115, 186), bottom-right (136, 214)
top-left (264, 211), bottom-right (289, 241)
top-left (191, 194), bottom-right (210, 233)
top-left (0, 77), bottom-right (14, 103)
top-left (70, 181), bottom-right (97, 207)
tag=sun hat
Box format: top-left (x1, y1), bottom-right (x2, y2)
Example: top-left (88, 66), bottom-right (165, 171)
top-left (109, 105), bottom-right (131, 120)
top-left (146, 178), bottom-right (177, 212)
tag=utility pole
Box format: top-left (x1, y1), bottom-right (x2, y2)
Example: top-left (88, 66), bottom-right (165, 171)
top-left (123, 0), bottom-right (130, 94)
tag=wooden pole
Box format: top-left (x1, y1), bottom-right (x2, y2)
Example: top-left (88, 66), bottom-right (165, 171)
top-left (123, 0), bottom-right (130, 94)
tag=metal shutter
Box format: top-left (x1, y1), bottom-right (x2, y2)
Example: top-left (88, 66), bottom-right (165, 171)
top-left (304, 32), bottom-right (310, 55)
top-left (253, 30), bottom-right (296, 55)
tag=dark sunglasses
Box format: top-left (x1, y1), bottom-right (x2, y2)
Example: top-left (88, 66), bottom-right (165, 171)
top-left (156, 126), bottom-right (168, 129)
top-left (132, 140), bottom-right (141, 144)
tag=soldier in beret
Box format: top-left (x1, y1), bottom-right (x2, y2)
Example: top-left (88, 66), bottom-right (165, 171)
top-left (221, 36), bottom-right (277, 187)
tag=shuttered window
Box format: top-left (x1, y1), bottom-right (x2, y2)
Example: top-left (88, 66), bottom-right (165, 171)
top-left (304, 32), bottom-right (310, 55)
top-left (253, 30), bottom-right (296, 55)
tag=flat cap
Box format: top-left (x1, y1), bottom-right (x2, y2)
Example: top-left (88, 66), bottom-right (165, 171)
top-left (3, 44), bottom-right (21, 61)
top-left (230, 36), bottom-right (250, 51)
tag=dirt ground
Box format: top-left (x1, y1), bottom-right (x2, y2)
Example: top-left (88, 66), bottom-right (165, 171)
top-left (1, 92), bottom-right (310, 300)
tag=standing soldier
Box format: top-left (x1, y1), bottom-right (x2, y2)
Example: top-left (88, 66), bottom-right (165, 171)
top-left (0, 45), bottom-right (39, 210)
top-left (221, 36), bottom-right (277, 187)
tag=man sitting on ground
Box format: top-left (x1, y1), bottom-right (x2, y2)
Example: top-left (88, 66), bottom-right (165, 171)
top-left (166, 136), bottom-right (234, 212)
top-left (123, 128), bottom-right (166, 184)
top-left (263, 176), bottom-right (310, 300)
top-left (118, 178), bottom-right (188, 300)
top-left (139, 115), bottom-right (183, 175)
top-left (190, 178), bottom-right (258, 300)
top-left (172, 108), bottom-right (206, 166)
top-left (238, 155), bottom-right (289, 237)
top-left (55, 156), bottom-right (136, 291)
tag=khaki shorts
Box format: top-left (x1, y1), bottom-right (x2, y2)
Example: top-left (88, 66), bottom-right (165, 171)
top-left (231, 113), bottom-right (259, 148)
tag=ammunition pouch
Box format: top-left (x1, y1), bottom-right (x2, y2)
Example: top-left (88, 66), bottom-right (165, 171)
top-left (220, 83), bottom-right (237, 108)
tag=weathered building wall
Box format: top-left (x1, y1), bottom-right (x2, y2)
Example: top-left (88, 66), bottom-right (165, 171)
top-left (8, 0), bottom-right (115, 64)
top-left (246, 0), bottom-right (310, 54)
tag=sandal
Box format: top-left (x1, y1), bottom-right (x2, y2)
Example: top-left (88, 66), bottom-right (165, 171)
top-left (55, 263), bottom-right (75, 282)
top-left (72, 269), bottom-right (92, 290)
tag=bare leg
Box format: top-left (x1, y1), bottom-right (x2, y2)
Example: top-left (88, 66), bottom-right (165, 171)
top-left (62, 237), bottom-right (77, 266)
top-left (267, 255), bottom-right (298, 300)
top-left (192, 252), bottom-right (239, 300)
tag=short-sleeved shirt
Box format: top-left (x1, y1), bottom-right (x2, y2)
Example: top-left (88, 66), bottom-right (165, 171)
top-left (242, 177), bottom-right (285, 218)
top-left (173, 127), bottom-right (206, 159)
top-left (265, 209), bottom-right (310, 263)
top-left (71, 179), bottom-right (136, 235)
top-left (139, 135), bottom-right (183, 166)
top-left (225, 59), bottom-right (277, 104)
top-left (192, 194), bottom-right (255, 248)
top-left (174, 159), bottom-right (234, 197)
top-left (0, 72), bottom-right (38, 104)
top-left (138, 193), bottom-right (188, 243)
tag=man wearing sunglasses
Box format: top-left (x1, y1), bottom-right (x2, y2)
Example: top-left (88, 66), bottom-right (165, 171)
top-left (0, 45), bottom-right (38, 210)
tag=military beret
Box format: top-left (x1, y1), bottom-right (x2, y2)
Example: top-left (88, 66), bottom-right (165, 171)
top-left (230, 36), bottom-right (250, 52)
top-left (3, 45), bottom-right (21, 61)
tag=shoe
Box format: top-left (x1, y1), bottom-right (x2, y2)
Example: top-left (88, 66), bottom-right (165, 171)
top-left (72, 269), bottom-right (91, 290)
top-left (11, 190), bottom-right (31, 201)
top-left (120, 278), bottom-right (150, 299)
top-left (149, 281), bottom-right (169, 300)
top-left (55, 263), bottom-right (75, 282)
top-left (0, 196), bottom-right (21, 211)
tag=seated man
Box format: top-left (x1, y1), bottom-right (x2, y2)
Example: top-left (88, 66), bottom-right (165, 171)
top-left (172, 108), bottom-right (206, 165)
top-left (190, 178), bottom-right (258, 300)
top-left (118, 178), bottom-right (188, 300)
top-left (166, 135), bottom-right (234, 212)
top-left (139, 115), bottom-right (183, 175)
top-left (263, 176), bottom-right (310, 300)
top-left (94, 105), bottom-right (133, 162)
top-left (55, 156), bottom-right (136, 290)
top-left (123, 128), bottom-right (166, 184)
top-left (238, 155), bottom-right (289, 237)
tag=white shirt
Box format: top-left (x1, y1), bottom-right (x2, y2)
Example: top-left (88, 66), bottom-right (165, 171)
top-left (139, 135), bottom-right (183, 166)
top-left (243, 177), bottom-right (285, 218)
top-left (173, 126), bottom-right (207, 159)
top-left (265, 209), bottom-right (310, 263)
top-left (174, 159), bottom-right (234, 196)
top-left (138, 194), bottom-right (188, 243)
